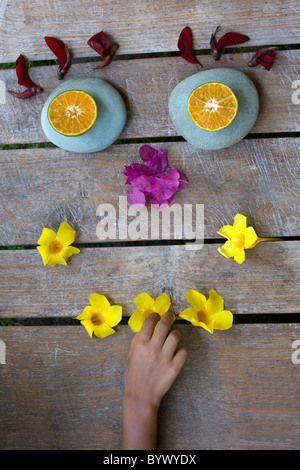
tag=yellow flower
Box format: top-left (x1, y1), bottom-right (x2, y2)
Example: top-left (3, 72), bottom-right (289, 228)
top-left (178, 289), bottom-right (233, 334)
top-left (76, 293), bottom-right (122, 338)
top-left (37, 221), bottom-right (80, 266)
top-left (128, 292), bottom-right (172, 332)
top-left (217, 213), bottom-right (275, 264)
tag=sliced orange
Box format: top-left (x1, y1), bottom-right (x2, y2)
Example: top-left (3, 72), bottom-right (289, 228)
top-left (187, 82), bottom-right (238, 132)
top-left (47, 90), bottom-right (97, 136)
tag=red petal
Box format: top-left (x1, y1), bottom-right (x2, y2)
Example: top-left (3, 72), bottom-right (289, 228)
top-left (15, 54), bottom-right (34, 88)
top-left (87, 31), bottom-right (110, 56)
top-left (216, 32), bottom-right (250, 52)
top-left (257, 51), bottom-right (277, 71)
top-left (178, 26), bottom-right (202, 66)
top-left (45, 37), bottom-right (68, 67)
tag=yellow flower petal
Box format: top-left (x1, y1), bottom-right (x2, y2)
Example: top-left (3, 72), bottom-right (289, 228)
top-left (36, 245), bottom-right (52, 266)
top-left (94, 323), bottom-right (116, 338)
top-left (128, 309), bottom-right (148, 332)
top-left (185, 289), bottom-right (206, 310)
top-left (153, 293), bottom-right (171, 315)
top-left (206, 289), bottom-right (224, 314)
top-left (56, 222), bottom-right (76, 246)
top-left (79, 319), bottom-right (95, 338)
top-left (75, 305), bottom-right (93, 321)
top-left (63, 246), bottom-right (80, 260)
top-left (217, 225), bottom-right (240, 240)
top-left (47, 254), bottom-right (67, 266)
top-left (37, 227), bottom-right (57, 246)
top-left (106, 305), bottom-right (122, 327)
top-left (178, 307), bottom-right (199, 326)
top-left (212, 310), bottom-right (233, 331)
top-left (133, 292), bottom-right (154, 311)
top-left (233, 214), bottom-right (247, 233)
top-left (234, 248), bottom-right (245, 264)
top-left (244, 226), bottom-right (259, 249)
top-left (218, 240), bottom-right (238, 258)
top-left (89, 293), bottom-right (110, 312)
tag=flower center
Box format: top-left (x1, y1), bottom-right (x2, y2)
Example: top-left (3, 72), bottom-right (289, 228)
top-left (91, 312), bottom-right (105, 326)
top-left (232, 233), bottom-right (245, 249)
top-left (197, 307), bottom-right (209, 324)
top-left (48, 240), bottom-right (63, 254)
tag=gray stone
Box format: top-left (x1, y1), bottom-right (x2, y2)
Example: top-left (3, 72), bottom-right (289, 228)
top-left (41, 78), bottom-right (127, 153)
top-left (169, 68), bottom-right (259, 150)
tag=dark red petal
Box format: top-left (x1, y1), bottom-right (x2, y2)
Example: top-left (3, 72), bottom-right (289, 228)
top-left (256, 51), bottom-right (277, 71)
top-left (8, 84), bottom-right (44, 99)
top-left (93, 44), bottom-right (118, 69)
top-left (248, 48), bottom-right (277, 70)
top-left (178, 26), bottom-right (202, 66)
top-left (15, 54), bottom-right (34, 88)
top-left (87, 31), bottom-right (110, 56)
top-left (216, 32), bottom-right (249, 52)
top-left (45, 37), bottom-right (68, 68)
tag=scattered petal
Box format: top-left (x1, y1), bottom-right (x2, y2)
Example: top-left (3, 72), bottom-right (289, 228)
top-left (87, 31), bottom-right (118, 69)
top-left (210, 26), bottom-right (249, 60)
top-left (45, 36), bottom-right (71, 79)
top-left (178, 26), bottom-right (203, 66)
top-left (248, 47), bottom-right (277, 71)
top-left (8, 54), bottom-right (43, 99)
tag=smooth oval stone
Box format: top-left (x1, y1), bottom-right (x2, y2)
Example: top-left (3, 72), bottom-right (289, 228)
top-left (41, 78), bottom-right (127, 153)
top-left (169, 68), bottom-right (259, 150)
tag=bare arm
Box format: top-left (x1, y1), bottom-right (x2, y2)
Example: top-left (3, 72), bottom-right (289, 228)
top-left (122, 311), bottom-right (188, 450)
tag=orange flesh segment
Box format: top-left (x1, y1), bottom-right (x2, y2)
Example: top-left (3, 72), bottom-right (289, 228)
top-left (187, 83), bottom-right (238, 131)
top-left (47, 90), bottom-right (97, 136)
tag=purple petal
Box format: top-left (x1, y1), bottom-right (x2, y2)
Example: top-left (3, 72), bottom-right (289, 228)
top-left (126, 187), bottom-right (146, 207)
top-left (123, 163), bottom-right (150, 185)
top-left (131, 174), bottom-right (153, 194)
top-left (150, 175), bottom-right (180, 203)
top-left (177, 171), bottom-right (188, 190)
top-left (139, 144), bottom-right (168, 174)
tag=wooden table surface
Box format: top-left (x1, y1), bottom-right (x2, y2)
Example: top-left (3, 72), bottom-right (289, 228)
top-left (0, 0), bottom-right (299, 450)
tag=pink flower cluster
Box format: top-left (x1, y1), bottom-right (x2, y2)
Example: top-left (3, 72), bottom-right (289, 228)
top-left (123, 145), bottom-right (188, 207)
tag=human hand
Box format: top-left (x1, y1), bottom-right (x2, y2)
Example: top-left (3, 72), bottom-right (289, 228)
top-left (124, 311), bottom-right (188, 411)
top-left (122, 311), bottom-right (188, 449)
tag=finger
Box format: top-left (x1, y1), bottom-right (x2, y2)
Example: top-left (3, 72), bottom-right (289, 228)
top-left (151, 311), bottom-right (175, 349)
top-left (137, 312), bottom-right (160, 342)
top-left (162, 329), bottom-right (181, 358)
top-left (172, 347), bottom-right (188, 375)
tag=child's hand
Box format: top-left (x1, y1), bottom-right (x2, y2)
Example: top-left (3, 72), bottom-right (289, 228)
top-left (122, 312), bottom-right (188, 449)
top-left (124, 311), bottom-right (188, 409)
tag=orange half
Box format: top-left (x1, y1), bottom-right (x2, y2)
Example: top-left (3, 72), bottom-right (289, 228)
top-left (187, 82), bottom-right (238, 132)
top-left (47, 90), bottom-right (97, 137)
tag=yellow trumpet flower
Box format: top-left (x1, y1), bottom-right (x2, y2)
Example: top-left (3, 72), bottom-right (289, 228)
top-left (37, 222), bottom-right (80, 266)
top-left (76, 293), bottom-right (122, 339)
top-left (217, 214), bottom-right (277, 264)
top-left (128, 292), bottom-right (172, 332)
top-left (179, 289), bottom-right (233, 334)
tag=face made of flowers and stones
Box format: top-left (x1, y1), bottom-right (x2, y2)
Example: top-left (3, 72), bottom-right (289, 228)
top-left (128, 292), bottom-right (172, 332)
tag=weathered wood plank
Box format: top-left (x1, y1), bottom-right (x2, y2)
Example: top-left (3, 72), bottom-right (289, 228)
top-left (0, 242), bottom-right (299, 317)
top-left (0, 138), bottom-right (299, 245)
top-left (2, 50), bottom-right (299, 145)
top-left (0, 0), bottom-right (299, 62)
top-left (0, 324), bottom-right (299, 449)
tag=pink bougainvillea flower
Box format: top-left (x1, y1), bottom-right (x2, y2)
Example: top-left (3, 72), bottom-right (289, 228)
top-left (248, 47), bottom-right (277, 71)
top-left (179, 289), bottom-right (233, 334)
top-left (76, 293), bottom-right (122, 338)
top-left (128, 292), bottom-right (172, 332)
top-left (210, 26), bottom-right (249, 60)
top-left (87, 31), bottom-right (118, 69)
top-left (8, 54), bottom-right (43, 99)
top-left (44, 36), bottom-right (71, 79)
top-left (123, 145), bottom-right (188, 207)
top-left (178, 26), bottom-right (203, 67)
top-left (36, 221), bottom-right (80, 267)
